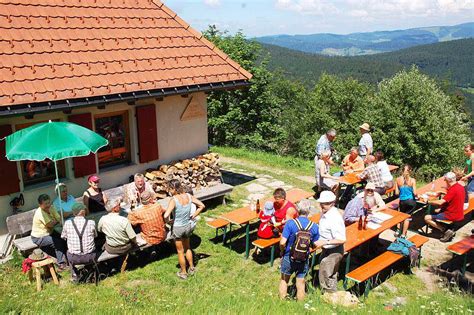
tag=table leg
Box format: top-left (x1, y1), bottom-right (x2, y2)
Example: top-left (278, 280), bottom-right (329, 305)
top-left (270, 245), bottom-right (275, 267)
top-left (425, 204), bottom-right (432, 234)
top-left (245, 223), bottom-right (250, 259)
top-left (222, 226), bottom-right (227, 244)
top-left (343, 251), bottom-right (351, 290)
top-left (35, 267), bottom-right (42, 292)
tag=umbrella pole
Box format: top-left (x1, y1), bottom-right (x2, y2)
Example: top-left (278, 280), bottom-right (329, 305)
top-left (54, 161), bottom-right (64, 225)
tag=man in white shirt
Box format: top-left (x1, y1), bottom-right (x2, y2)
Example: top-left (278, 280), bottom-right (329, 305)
top-left (314, 191), bottom-right (346, 293)
top-left (358, 123), bottom-right (373, 159)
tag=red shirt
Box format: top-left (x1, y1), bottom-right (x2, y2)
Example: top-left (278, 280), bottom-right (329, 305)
top-left (274, 200), bottom-right (297, 223)
top-left (441, 183), bottom-right (465, 222)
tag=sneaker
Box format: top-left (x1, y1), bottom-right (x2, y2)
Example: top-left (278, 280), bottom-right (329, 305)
top-left (176, 272), bottom-right (187, 280)
top-left (57, 263), bottom-right (68, 272)
top-left (188, 267), bottom-right (196, 276)
top-left (440, 229), bottom-right (455, 242)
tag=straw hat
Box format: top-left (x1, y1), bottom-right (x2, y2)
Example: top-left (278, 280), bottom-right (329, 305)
top-left (359, 123), bottom-right (370, 131)
top-left (28, 248), bottom-right (47, 261)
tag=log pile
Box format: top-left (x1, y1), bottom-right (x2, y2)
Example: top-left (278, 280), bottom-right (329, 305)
top-left (144, 153), bottom-right (222, 199)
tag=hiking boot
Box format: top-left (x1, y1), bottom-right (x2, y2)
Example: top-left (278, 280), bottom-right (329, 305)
top-left (440, 229), bottom-right (455, 242)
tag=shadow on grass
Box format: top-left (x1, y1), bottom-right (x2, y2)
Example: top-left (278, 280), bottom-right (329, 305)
top-left (221, 170), bottom-right (256, 186)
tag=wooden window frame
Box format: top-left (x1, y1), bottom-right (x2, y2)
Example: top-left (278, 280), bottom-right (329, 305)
top-left (94, 110), bottom-right (131, 169)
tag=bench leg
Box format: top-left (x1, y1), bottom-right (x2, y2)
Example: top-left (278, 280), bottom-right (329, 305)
top-left (222, 226), bottom-right (227, 244)
top-left (120, 254), bottom-right (129, 273)
top-left (461, 254), bottom-right (467, 276)
top-left (227, 224), bottom-right (233, 248)
top-left (364, 279), bottom-right (371, 298)
top-left (343, 251), bottom-right (351, 290)
top-left (35, 267), bottom-right (42, 292)
top-left (418, 246), bottom-right (423, 268)
top-left (270, 245), bottom-right (275, 267)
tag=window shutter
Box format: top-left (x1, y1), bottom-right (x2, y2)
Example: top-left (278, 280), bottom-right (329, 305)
top-left (0, 125), bottom-right (20, 195)
top-left (136, 104), bottom-right (159, 163)
top-left (68, 113), bottom-right (97, 177)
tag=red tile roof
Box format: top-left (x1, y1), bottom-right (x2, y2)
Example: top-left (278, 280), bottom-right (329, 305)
top-left (0, 0), bottom-right (252, 107)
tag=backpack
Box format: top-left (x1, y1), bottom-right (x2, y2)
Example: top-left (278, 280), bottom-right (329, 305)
top-left (290, 219), bottom-right (314, 262)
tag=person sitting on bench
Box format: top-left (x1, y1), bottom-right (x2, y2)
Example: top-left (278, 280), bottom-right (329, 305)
top-left (53, 183), bottom-right (76, 219)
top-left (343, 182), bottom-right (385, 226)
top-left (61, 203), bottom-right (97, 282)
top-left (273, 188), bottom-right (298, 232)
top-left (128, 191), bottom-right (166, 246)
top-left (30, 194), bottom-right (67, 271)
top-left (424, 172), bottom-right (465, 242)
top-left (358, 155), bottom-right (386, 195)
top-left (98, 198), bottom-right (137, 255)
top-left (124, 173), bottom-right (156, 206)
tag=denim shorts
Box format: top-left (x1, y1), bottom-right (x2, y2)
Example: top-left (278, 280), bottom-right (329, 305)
top-left (431, 212), bottom-right (447, 221)
top-left (280, 255), bottom-right (309, 278)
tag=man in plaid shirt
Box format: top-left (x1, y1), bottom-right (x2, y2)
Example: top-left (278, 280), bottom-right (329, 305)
top-left (357, 155), bottom-right (386, 195)
top-left (61, 203), bottom-right (97, 282)
top-left (128, 191), bottom-right (166, 245)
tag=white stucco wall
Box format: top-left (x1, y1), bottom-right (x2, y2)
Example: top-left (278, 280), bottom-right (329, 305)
top-left (0, 92), bottom-right (208, 234)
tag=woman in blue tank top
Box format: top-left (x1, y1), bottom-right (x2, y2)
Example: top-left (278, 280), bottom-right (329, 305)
top-left (395, 165), bottom-right (417, 237)
top-left (164, 179), bottom-right (205, 280)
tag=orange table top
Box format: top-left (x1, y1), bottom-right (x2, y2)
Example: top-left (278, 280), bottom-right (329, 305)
top-left (447, 235), bottom-right (474, 255)
top-left (309, 208), bottom-right (409, 253)
top-left (417, 177), bottom-right (447, 195)
top-left (337, 164), bottom-right (398, 185)
top-left (219, 188), bottom-right (313, 225)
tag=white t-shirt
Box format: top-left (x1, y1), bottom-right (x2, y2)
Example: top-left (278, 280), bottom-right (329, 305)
top-left (318, 207), bottom-right (346, 249)
top-left (359, 133), bottom-right (373, 156)
top-left (377, 160), bottom-right (393, 182)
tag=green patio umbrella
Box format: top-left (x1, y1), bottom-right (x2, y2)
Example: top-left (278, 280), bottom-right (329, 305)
top-left (3, 120), bottom-right (108, 224)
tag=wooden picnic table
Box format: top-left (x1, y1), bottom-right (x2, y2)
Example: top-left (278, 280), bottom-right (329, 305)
top-left (219, 188), bottom-right (314, 258)
top-left (310, 208), bottom-right (409, 288)
top-left (447, 235), bottom-right (474, 275)
top-left (337, 164), bottom-right (399, 186)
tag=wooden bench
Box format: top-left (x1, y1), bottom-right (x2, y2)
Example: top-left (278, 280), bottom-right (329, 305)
top-left (437, 198), bottom-right (474, 225)
top-left (252, 237), bottom-right (281, 266)
top-left (206, 218), bottom-right (230, 243)
top-left (446, 235), bottom-right (474, 276)
top-left (345, 234), bottom-right (429, 297)
top-left (193, 183), bottom-right (233, 204)
top-left (6, 208), bottom-right (38, 254)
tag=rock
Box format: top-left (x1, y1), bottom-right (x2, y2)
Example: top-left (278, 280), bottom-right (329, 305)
top-left (255, 177), bottom-right (270, 183)
top-left (267, 180), bottom-right (286, 188)
top-left (247, 193), bottom-right (266, 201)
top-left (321, 291), bottom-right (359, 308)
top-left (245, 183), bottom-right (269, 193)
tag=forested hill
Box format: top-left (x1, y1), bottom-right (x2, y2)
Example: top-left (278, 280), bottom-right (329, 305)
top-left (261, 38), bottom-right (474, 88)
top-left (255, 22), bottom-right (474, 56)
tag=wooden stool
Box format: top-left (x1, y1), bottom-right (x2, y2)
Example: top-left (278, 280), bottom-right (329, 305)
top-left (28, 258), bottom-right (60, 291)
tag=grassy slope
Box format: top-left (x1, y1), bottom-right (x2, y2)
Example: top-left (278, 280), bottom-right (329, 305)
top-left (0, 147), bottom-right (472, 314)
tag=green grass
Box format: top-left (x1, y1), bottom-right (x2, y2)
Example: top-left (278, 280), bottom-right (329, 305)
top-left (0, 147), bottom-right (472, 314)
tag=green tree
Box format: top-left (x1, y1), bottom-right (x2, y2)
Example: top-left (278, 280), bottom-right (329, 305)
top-left (352, 66), bottom-right (470, 178)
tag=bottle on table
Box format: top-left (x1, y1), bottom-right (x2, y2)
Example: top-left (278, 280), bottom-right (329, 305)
top-left (363, 215), bottom-right (369, 230)
top-left (256, 199), bottom-right (260, 214)
top-left (358, 215), bottom-right (363, 230)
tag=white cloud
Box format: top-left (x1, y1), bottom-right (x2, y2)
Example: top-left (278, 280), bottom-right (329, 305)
top-left (203, 0), bottom-right (221, 7)
top-left (275, 0), bottom-right (338, 15)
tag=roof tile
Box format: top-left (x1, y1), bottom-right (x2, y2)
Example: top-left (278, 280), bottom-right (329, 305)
top-left (0, 0), bottom-right (251, 107)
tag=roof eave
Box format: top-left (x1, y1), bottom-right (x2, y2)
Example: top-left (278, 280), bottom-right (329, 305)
top-left (0, 80), bottom-right (251, 118)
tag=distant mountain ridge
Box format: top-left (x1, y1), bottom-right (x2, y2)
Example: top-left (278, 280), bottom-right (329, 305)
top-left (255, 22), bottom-right (474, 56)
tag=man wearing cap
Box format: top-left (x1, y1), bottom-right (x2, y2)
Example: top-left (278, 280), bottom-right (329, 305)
top-left (314, 191), bottom-right (346, 294)
top-left (358, 123), bottom-right (373, 159)
top-left (124, 173), bottom-right (156, 206)
top-left (128, 191), bottom-right (166, 246)
top-left (314, 129), bottom-right (337, 179)
top-left (98, 197), bottom-right (137, 255)
top-left (279, 200), bottom-right (319, 301)
top-left (343, 182), bottom-right (385, 225)
top-left (61, 203), bottom-right (97, 282)
top-left (425, 172), bottom-right (465, 242)
top-left (357, 155), bottom-right (386, 195)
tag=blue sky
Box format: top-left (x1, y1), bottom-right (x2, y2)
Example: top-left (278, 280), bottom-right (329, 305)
top-left (164, 0), bottom-right (474, 37)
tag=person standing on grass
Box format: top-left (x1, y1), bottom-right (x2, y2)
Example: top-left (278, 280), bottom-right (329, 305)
top-left (395, 165), bottom-right (417, 237)
top-left (358, 123), bottom-right (373, 159)
top-left (424, 172), bottom-right (465, 242)
top-left (316, 151), bottom-right (340, 195)
top-left (314, 191), bottom-right (346, 294)
top-left (164, 179), bottom-right (205, 280)
top-left (314, 129), bottom-right (337, 179)
top-left (461, 144), bottom-right (474, 200)
top-left (279, 200), bottom-right (319, 301)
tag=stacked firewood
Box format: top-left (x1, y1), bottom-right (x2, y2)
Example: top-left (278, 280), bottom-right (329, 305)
top-left (144, 153), bottom-right (222, 198)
